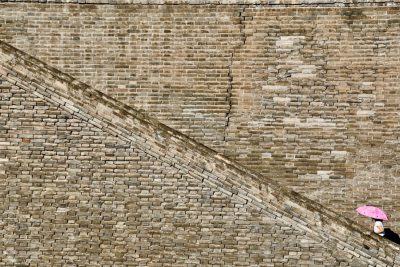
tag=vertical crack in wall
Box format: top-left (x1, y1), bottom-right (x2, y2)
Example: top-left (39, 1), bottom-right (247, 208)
top-left (223, 7), bottom-right (248, 143)
top-left (224, 52), bottom-right (234, 142)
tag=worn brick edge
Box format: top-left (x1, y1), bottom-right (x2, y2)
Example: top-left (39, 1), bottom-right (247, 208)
top-left (0, 40), bottom-right (399, 265)
top-left (1, 0), bottom-right (400, 6)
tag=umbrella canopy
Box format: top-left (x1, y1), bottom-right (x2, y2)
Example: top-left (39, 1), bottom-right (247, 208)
top-left (356, 205), bottom-right (388, 221)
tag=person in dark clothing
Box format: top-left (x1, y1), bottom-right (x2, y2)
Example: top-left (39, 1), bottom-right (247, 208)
top-left (383, 228), bottom-right (400, 245)
top-left (370, 218), bottom-right (400, 245)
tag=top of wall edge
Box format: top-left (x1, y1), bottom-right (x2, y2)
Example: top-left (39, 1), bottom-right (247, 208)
top-left (2, 0), bottom-right (400, 6)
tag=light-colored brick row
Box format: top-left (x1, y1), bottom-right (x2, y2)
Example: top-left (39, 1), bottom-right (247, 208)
top-left (1, 0), bottom-right (400, 4)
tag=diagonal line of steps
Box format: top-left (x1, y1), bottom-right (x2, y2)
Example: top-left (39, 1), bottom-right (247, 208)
top-left (0, 40), bottom-right (399, 265)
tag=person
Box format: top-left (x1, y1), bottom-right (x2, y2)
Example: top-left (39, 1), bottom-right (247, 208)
top-left (369, 218), bottom-right (400, 245)
top-left (370, 218), bottom-right (385, 237)
top-left (383, 228), bottom-right (400, 245)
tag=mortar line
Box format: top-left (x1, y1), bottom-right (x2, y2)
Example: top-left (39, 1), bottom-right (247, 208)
top-left (3, 1), bottom-right (400, 7)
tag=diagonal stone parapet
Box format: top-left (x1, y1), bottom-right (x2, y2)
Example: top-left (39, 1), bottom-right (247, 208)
top-left (0, 40), bottom-right (400, 266)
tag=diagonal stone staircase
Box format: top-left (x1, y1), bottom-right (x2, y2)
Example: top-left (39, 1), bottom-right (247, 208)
top-left (0, 41), bottom-right (399, 266)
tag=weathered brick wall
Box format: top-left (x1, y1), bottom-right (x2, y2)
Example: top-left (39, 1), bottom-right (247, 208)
top-left (0, 83), bottom-right (369, 265)
top-left (0, 4), bottom-right (243, 154)
top-left (229, 6), bottom-right (400, 227)
top-left (1, 41), bottom-right (399, 266)
top-left (1, 0), bottom-right (400, 5)
top-left (1, 2), bottom-right (400, 228)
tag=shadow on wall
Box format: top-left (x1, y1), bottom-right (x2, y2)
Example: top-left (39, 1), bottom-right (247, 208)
top-left (384, 228), bottom-right (400, 245)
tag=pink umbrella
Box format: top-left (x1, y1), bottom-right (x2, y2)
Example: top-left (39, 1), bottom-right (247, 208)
top-left (356, 205), bottom-right (388, 221)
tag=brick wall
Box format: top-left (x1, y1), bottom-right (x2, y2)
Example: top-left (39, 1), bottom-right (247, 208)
top-left (228, 6), bottom-right (400, 227)
top-left (1, 41), bottom-right (399, 266)
top-left (1, 3), bottom-right (400, 229)
top-left (0, 4), bottom-right (243, 154)
top-left (1, 0), bottom-right (400, 5)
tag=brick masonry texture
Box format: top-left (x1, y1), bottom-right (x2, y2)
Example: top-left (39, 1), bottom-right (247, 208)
top-left (2, 0), bottom-right (400, 5)
top-left (1, 40), bottom-right (400, 266)
top-left (228, 6), bottom-right (400, 229)
top-left (2, 3), bottom-right (400, 230)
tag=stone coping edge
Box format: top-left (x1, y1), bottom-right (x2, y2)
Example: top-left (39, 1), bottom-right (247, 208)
top-left (1, 0), bottom-right (400, 6)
